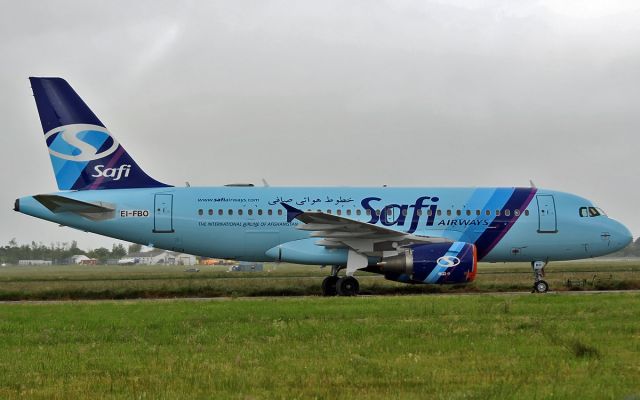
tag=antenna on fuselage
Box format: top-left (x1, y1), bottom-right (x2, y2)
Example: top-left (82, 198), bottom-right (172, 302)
top-left (262, 178), bottom-right (270, 187)
top-left (529, 179), bottom-right (537, 188)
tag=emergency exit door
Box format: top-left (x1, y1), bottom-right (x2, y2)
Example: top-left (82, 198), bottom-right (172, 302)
top-left (536, 194), bottom-right (557, 233)
top-left (154, 194), bottom-right (174, 233)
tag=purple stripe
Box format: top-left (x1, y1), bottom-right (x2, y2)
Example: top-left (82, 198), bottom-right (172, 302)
top-left (476, 188), bottom-right (537, 259)
top-left (85, 146), bottom-right (126, 190)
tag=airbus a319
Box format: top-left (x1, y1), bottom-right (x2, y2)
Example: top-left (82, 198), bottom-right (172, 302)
top-left (15, 78), bottom-right (632, 295)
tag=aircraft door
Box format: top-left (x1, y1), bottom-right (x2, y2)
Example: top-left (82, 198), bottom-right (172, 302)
top-left (536, 195), bottom-right (557, 233)
top-left (154, 193), bottom-right (174, 233)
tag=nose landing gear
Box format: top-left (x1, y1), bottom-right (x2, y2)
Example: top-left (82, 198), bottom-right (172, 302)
top-left (531, 261), bottom-right (549, 293)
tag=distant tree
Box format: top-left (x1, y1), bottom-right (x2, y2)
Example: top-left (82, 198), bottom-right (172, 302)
top-left (111, 244), bottom-right (127, 259)
top-left (87, 247), bottom-right (111, 263)
top-left (128, 243), bottom-right (142, 254)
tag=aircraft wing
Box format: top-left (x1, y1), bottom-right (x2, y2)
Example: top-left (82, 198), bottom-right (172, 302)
top-left (282, 202), bottom-right (450, 273)
top-left (33, 194), bottom-right (115, 221)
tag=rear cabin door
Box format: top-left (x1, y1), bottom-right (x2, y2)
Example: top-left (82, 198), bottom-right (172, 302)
top-left (154, 194), bottom-right (174, 233)
top-left (536, 194), bottom-right (557, 233)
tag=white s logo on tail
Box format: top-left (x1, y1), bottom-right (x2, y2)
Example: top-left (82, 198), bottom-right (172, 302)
top-left (45, 124), bottom-right (120, 162)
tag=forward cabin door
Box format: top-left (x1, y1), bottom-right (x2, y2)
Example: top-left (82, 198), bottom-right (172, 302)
top-left (536, 194), bottom-right (557, 233)
top-left (153, 193), bottom-right (174, 233)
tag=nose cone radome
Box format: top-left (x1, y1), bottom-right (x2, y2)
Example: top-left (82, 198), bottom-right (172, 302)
top-left (610, 219), bottom-right (633, 252)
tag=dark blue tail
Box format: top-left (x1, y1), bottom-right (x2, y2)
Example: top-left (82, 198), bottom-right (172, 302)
top-left (29, 77), bottom-right (170, 191)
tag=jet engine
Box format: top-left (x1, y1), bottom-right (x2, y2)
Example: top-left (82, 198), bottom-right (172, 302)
top-left (377, 242), bottom-right (477, 284)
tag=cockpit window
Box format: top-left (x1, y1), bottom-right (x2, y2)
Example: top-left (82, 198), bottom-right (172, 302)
top-left (596, 207), bottom-right (607, 216)
top-left (580, 206), bottom-right (606, 217)
top-left (588, 207), bottom-right (601, 217)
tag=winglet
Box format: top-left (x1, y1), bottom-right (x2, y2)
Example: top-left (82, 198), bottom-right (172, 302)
top-left (281, 202), bottom-right (303, 222)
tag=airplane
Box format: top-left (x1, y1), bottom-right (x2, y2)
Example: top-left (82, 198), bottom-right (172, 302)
top-left (14, 77), bottom-right (633, 295)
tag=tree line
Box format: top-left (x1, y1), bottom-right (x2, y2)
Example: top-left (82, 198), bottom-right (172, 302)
top-left (0, 239), bottom-right (144, 264)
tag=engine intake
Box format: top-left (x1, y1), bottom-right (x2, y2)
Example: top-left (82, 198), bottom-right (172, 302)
top-left (378, 242), bottom-right (477, 284)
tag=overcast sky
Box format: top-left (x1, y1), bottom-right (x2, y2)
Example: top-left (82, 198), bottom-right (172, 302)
top-left (1, 0), bottom-right (638, 250)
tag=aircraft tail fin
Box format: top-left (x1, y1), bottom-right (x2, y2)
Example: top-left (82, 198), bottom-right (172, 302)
top-left (29, 77), bottom-right (170, 191)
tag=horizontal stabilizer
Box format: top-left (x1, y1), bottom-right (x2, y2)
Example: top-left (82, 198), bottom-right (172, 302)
top-left (33, 194), bottom-right (115, 221)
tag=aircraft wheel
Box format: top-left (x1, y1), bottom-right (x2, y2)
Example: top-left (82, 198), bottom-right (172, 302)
top-left (336, 276), bottom-right (359, 296)
top-left (534, 280), bottom-right (549, 293)
top-left (321, 276), bottom-right (339, 296)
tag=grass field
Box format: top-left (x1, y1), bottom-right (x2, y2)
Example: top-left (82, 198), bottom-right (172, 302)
top-left (0, 293), bottom-right (638, 399)
top-left (1, 259), bottom-right (639, 300)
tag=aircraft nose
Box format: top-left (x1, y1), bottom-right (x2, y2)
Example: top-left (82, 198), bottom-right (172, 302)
top-left (609, 219), bottom-right (633, 251)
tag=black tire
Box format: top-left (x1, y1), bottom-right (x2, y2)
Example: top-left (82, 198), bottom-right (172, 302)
top-left (336, 276), bottom-right (359, 296)
top-left (321, 276), bottom-right (339, 296)
top-left (535, 280), bottom-right (549, 293)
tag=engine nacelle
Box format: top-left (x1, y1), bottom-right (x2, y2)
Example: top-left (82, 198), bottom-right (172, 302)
top-left (378, 242), bottom-right (477, 284)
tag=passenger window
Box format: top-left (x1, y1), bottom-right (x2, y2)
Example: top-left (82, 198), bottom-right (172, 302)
top-left (427, 210), bottom-right (432, 217)
top-left (238, 209), bottom-right (243, 216)
top-left (258, 209), bottom-right (263, 216)
top-left (495, 210), bottom-right (501, 216)
top-left (248, 209), bottom-right (253, 216)
top-left (524, 210), bottom-right (529, 216)
top-left (579, 207), bottom-right (588, 217)
top-left (417, 210), bottom-right (423, 216)
top-left (268, 209), bottom-right (273, 216)
top-left (402, 209), bottom-right (407, 216)
top-left (375, 209), bottom-right (381, 216)
top-left (228, 209), bottom-right (233, 215)
top-left (218, 209), bottom-right (223, 216)
top-left (346, 209), bottom-right (352, 216)
top-left (504, 209), bottom-right (511, 217)
top-left (387, 209), bottom-right (392, 216)
top-left (456, 210), bottom-right (461, 216)
top-left (466, 210), bottom-right (471, 216)
top-left (356, 209), bottom-right (362, 216)
top-left (198, 209), bottom-right (203, 216)
top-left (208, 209), bottom-right (213, 216)
top-left (476, 210), bottom-right (481, 216)
top-left (366, 209), bottom-right (371, 216)
top-left (336, 210), bottom-right (341, 216)
top-left (277, 209), bottom-right (282, 216)
top-left (446, 210), bottom-right (451, 216)
top-left (514, 209), bottom-right (520, 216)
top-left (437, 210), bottom-right (442, 216)
top-left (327, 209), bottom-right (332, 214)
top-left (485, 210), bottom-right (491, 216)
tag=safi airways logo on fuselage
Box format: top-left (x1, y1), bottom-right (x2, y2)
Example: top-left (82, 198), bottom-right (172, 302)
top-left (45, 124), bottom-right (130, 181)
top-left (362, 196), bottom-right (439, 234)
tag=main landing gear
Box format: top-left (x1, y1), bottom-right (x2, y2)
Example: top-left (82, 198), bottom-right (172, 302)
top-left (321, 266), bottom-right (360, 296)
top-left (531, 261), bottom-right (549, 293)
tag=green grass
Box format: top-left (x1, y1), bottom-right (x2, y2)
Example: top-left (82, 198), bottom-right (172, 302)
top-left (0, 293), bottom-right (638, 399)
top-left (1, 260), bottom-right (639, 300)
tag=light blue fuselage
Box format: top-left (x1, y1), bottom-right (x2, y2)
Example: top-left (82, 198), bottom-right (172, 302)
top-left (17, 186), bottom-right (632, 265)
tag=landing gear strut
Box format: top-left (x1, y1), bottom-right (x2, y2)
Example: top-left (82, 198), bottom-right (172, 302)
top-left (321, 266), bottom-right (360, 296)
top-left (531, 261), bottom-right (549, 293)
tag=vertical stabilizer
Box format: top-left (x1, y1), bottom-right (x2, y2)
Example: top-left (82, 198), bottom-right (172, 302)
top-left (29, 77), bottom-right (170, 190)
